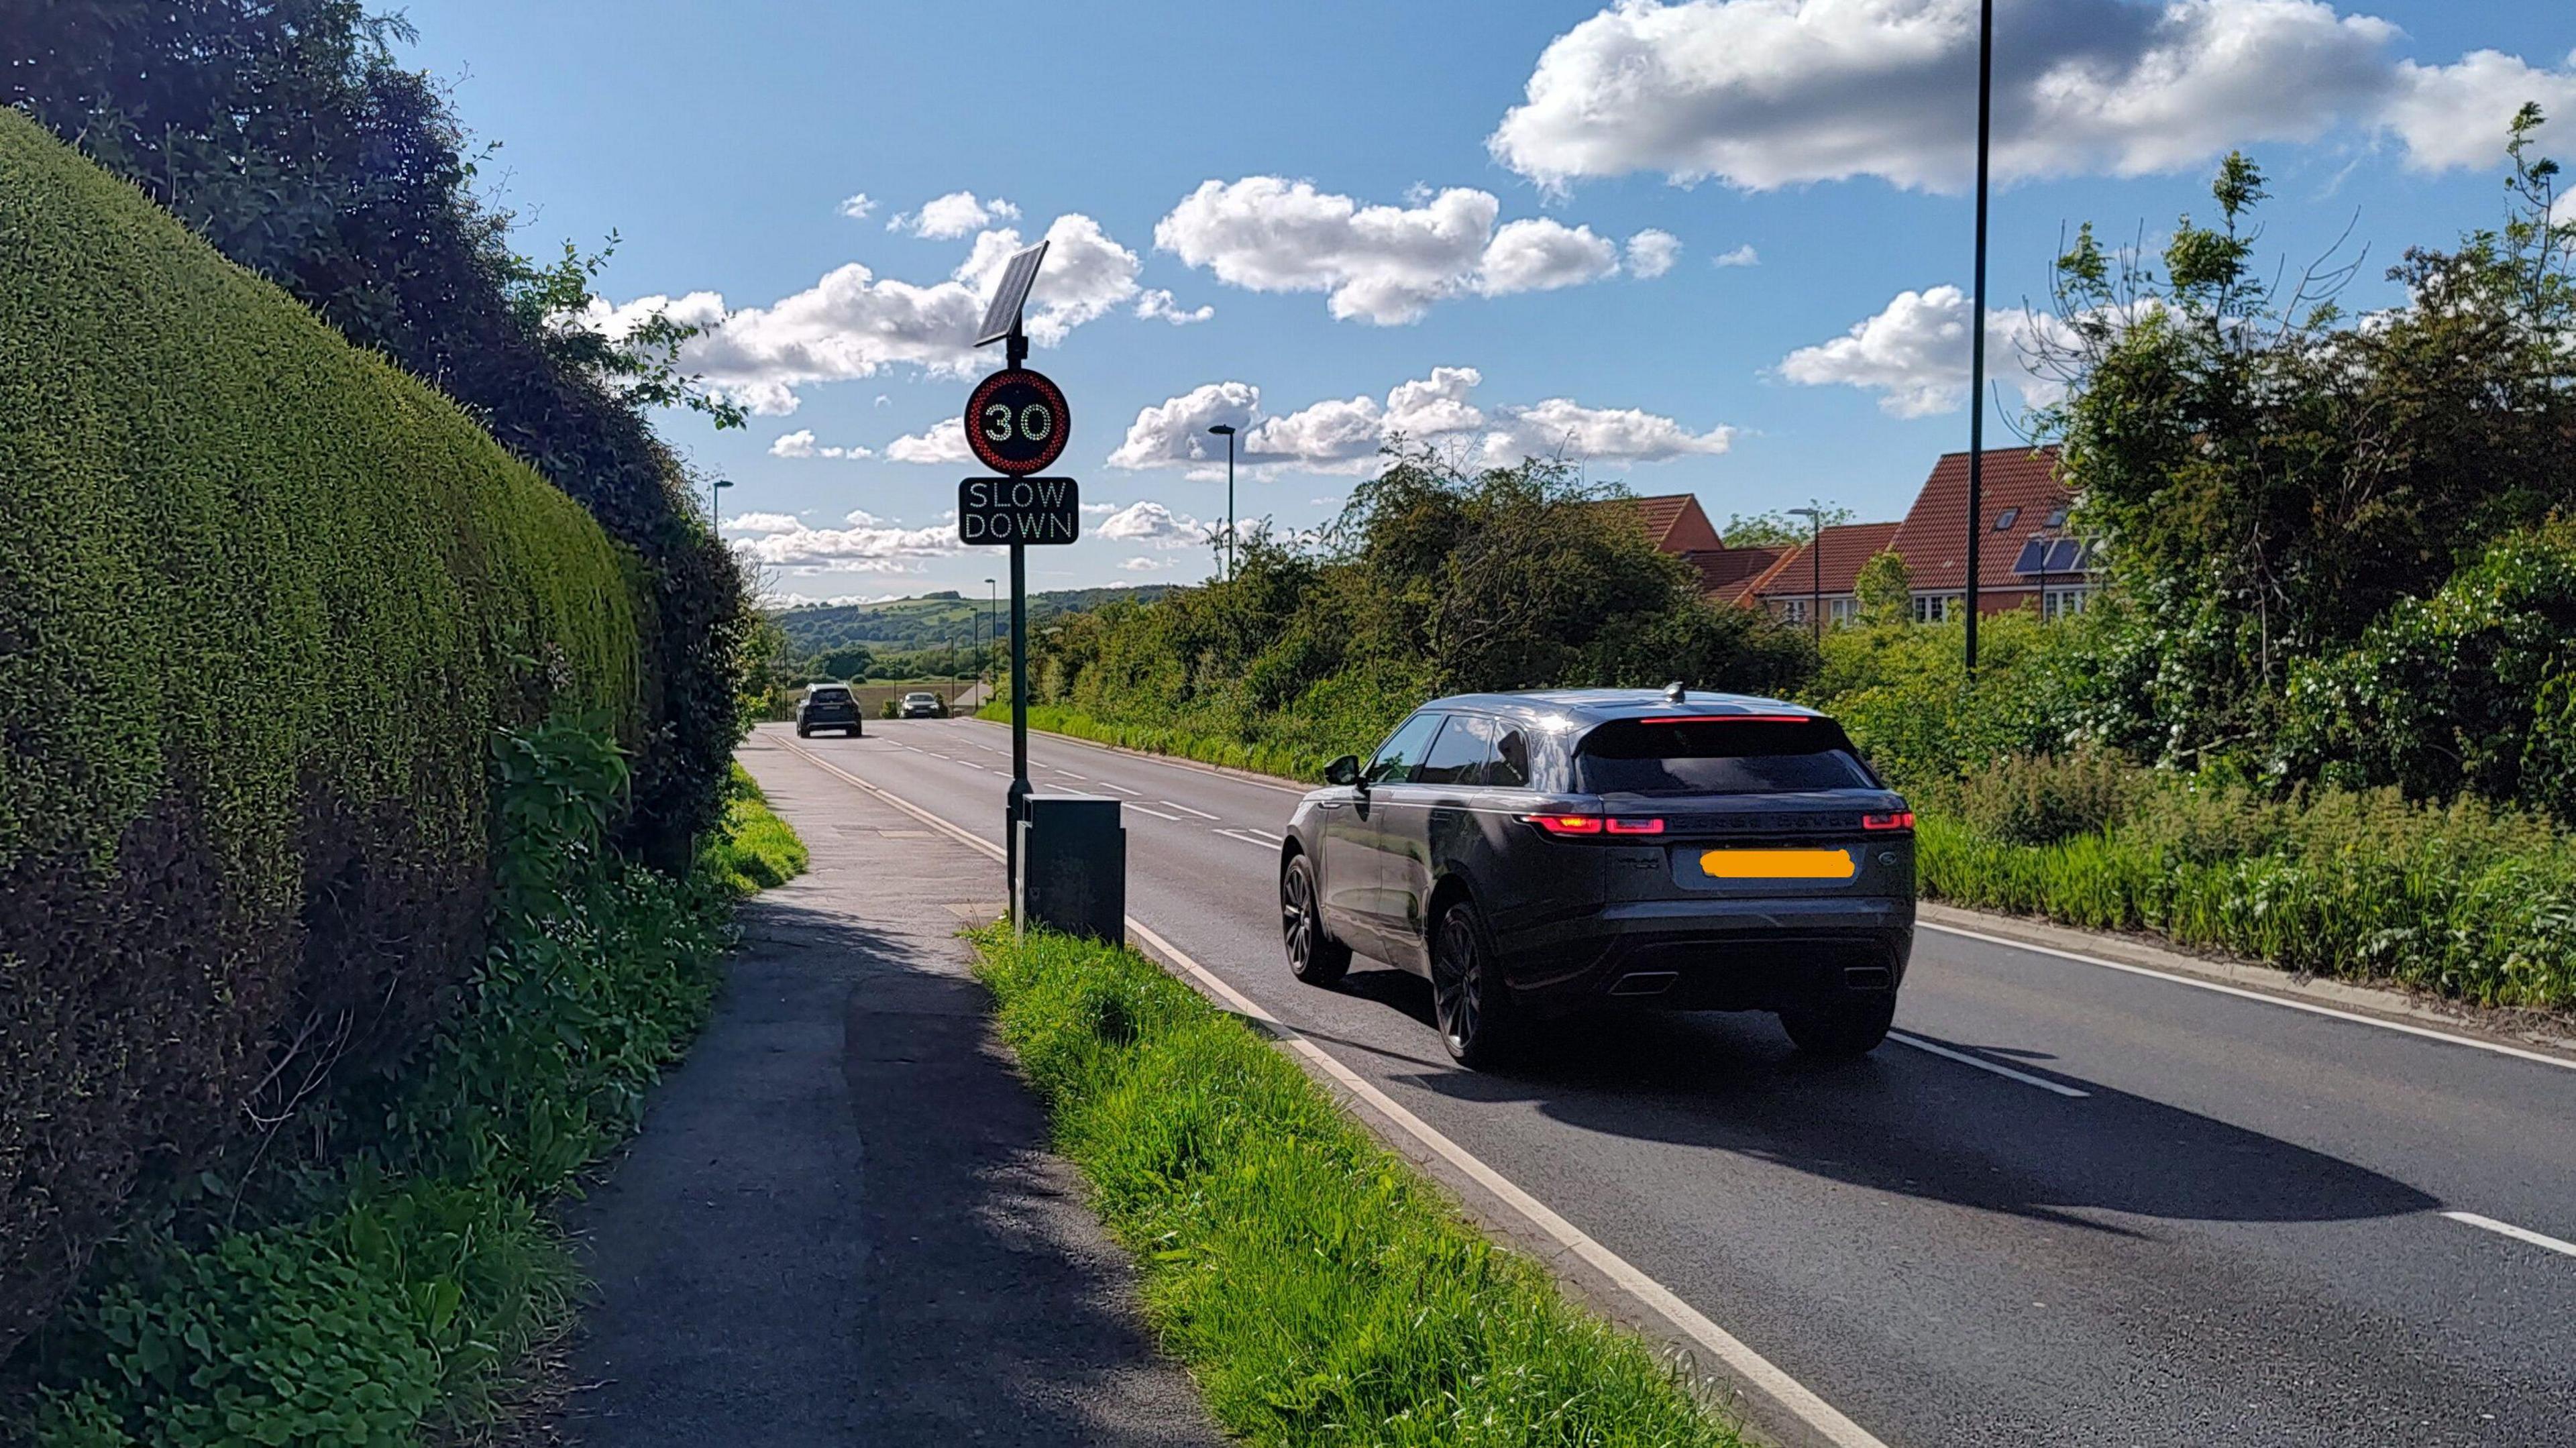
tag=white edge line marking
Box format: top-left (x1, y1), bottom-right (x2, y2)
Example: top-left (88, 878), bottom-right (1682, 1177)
top-left (1922, 921), bottom-right (2576, 1073)
top-left (1887, 1031), bottom-right (2090, 1098)
top-left (1127, 804), bottom-right (1183, 821)
top-left (1159, 800), bottom-right (1221, 820)
top-left (2444, 1211), bottom-right (2576, 1260)
top-left (770, 738), bottom-right (1888, 1448)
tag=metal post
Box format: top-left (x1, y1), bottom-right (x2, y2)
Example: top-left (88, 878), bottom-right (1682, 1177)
top-left (1810, 515), bottom-right (1823, 645)
top-left (1004, 317), bottom-right (1032, 920)
top-left (1965, 0), bottom-right (1993, 673)
top-left (1226, 428), bottom-right (1236, 580)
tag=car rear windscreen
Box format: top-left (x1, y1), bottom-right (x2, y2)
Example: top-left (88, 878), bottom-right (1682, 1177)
top-left (1576, 718), bottom-right (1876, 795)
top-left (812, 689), bottom-right (850, 704)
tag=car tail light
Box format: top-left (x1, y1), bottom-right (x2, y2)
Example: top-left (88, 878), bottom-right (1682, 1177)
top-left (1862, 810), bottom-right (1915, 832)
top-left (1521, 813), bottom-right (1605, 836)
top-left (1605, 816), bottom-right (1666, 835)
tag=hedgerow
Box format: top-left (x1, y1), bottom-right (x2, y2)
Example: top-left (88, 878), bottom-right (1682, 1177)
top-left (0, 112), bottom-right (648, 1360)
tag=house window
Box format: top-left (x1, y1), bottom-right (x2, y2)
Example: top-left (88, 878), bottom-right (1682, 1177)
top-left (1992, 506), bottom-right (2020, 531)
top-left (1829, 597), bottom-right (1858, 624)
top-left (2045, 587), bottom-right (2090, 620)
top-left (2045, 504), bottom-right (2070, 528)
top-left (1913, 593), bottom-right (1964, 623)
top-left (1782, 598), bottom-right (1809, 622)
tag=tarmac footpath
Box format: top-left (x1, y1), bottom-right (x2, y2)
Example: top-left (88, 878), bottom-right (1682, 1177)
top-left (551, 730), bottom-right (1220, 1446)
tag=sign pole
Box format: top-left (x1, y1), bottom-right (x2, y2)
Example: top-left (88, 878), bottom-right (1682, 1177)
top-left (1004, 317), bottom-right (1033, 922)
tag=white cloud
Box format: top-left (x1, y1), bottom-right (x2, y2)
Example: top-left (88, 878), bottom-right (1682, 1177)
top-left (725, 516), bottom-right (965, 573)
top-left (1713, 243), bottom-right (1761, 268)
top-left (593, 213), bottom-right (1139, 414)
top-left (883, 425), bottom-right (975, 465)
top-left (890, 190), bottom-right (1020, 238)
top-left (837, 192), bottom-right (876, 221)
top-left (1625, 229), bottom-right (1682, 279)
top-left (1490, 0), bottom-right (2576, 192)
top-left (1778, 284), bottom-right (2074, 416)
top-left (1118, 555), bottom-right (1169, 572)
top-left (1477, 218), bottom-right (1623, 295)
top-left (1154, 178), bottom-right (1629, 323)
top-left (953, 214), bottom-right (1142, 345)
top-left (1112, 366), bottom-right (1727, 474)
top-left (768, 429), bottom-right (873, 459)
top-left (723, 512), bottom-right (804, 534)
top-left (1104, 381), bottom-right (1262, 469)
top-left (1097, 501), bottom-right (1214, 548)
top-left (1134, 288), bottom-right (1216, 325)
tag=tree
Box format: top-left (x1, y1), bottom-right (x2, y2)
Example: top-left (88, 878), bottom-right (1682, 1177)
top-left (1854, 551), bottom-right (1913, 626)
top-left (810, 646), bottom-right (875, 682)
top-left (1724, 505), bottom-right (1853, 550)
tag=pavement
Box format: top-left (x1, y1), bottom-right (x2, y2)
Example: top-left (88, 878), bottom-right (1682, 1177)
top-left (766, 717), bottom-right (2576, 1448)
top-left (549, 734), bottom-right (1220, 1447)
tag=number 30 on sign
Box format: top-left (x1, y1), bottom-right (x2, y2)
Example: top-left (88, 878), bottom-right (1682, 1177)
top-left (963, 368), bottom-right (1071, 475)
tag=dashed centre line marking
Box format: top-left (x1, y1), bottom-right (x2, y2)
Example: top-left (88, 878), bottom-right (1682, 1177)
top-left (1127, 804), bottom-right (1183, 821)
top-left (1159, 800), bottom-right (1221, 820)
top-left (2445, 1211), bottom-right (2576, 1260)
top-left (1887, 1032), bottom-right (2091, 1098)
top-left (1214, 827), bottom-right (1284, 848)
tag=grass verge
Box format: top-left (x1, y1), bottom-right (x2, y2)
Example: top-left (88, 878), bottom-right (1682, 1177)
top-left (699, 762), bottom-right (811, 895)
top-left (969, 923), bottom-right (1743, 1447)
top-left (977, 701), bottom-right (1334, 783)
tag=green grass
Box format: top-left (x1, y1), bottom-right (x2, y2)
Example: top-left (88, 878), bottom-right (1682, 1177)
top-left (699, 763), bottom-right (810, 896)
top-left (978, 701), bottom-right (1333, 783)
top-left (970, 924), bottom-right (1745, 1447)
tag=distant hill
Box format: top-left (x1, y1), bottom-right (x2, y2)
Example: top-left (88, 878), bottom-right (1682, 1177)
top-left (773, 584), bottom-right (1175, 654)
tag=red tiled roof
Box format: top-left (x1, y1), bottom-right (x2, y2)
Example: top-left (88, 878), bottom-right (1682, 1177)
top-left (1680, 546), bottom-right (1782, 604)
top-left (1886, 446), bottom-right (2085, 593)
top-left (1750, 522), bottom-right (1903, 602)
top-left (1603, 493), bottom-right (1724, 554)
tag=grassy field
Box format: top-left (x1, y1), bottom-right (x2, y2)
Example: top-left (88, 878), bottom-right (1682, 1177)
top-left (775, 585), bottom-right (1173, 653)
top-left (970, 923), bottom-right (1745, 1447)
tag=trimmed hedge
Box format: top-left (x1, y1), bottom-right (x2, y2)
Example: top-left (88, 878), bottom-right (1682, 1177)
top-left (0, 113), bottom-right (645, 1359)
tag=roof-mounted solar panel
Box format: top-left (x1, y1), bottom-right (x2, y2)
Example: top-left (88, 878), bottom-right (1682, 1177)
top-left (974, 241), bottom-right (1050, 346)
top-left (2043, 537), bottom-right (2084, 573)
top-left (2010, 537), bottom-right (2050, 575)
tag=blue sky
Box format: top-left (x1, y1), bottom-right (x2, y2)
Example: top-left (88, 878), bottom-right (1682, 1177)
top-left (396, 0), bottom-right (2575, 604)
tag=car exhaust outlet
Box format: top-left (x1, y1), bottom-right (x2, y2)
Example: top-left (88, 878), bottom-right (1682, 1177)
top-left (1609, 971), bottom-right (1680, 997)
top-left (1843, 966), bottom-right (1894, 991)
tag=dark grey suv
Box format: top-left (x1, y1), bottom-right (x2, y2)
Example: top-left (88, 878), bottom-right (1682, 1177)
top-left (794, 683), bottom-right (863, 738)
top-left (1278, 687), bottom-right (1915, 1066)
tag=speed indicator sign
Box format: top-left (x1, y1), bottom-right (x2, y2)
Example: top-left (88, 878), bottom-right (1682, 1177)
top-left (963, 368), bottom-right (1070, 476)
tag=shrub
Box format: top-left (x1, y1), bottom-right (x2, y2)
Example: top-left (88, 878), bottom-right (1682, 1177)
top-left (1952, 749), bottom-right (2143, 846)
top-left (0, 114), bottom-right (647, 1359)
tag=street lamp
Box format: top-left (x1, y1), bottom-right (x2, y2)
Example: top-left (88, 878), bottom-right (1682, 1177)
top-left (1788, 505), bottom-right (1825, 646)
top-left (983, 577), bottom-right (998, 680)
top-left (709, 475), bottom-right (733, 526)
top-left (1207, 423), bottom-right (1237, 580)
top-left (1964, 0), bottom-right (1994, 673)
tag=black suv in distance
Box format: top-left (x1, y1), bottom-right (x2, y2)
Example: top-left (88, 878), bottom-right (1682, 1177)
top-left (795, 683), bottom-right (863, 738)
top-left (1278, 688), bottom-right (1914, 1067)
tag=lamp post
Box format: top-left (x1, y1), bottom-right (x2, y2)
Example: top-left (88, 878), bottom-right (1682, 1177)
top-left (1788, 504), bottom-right (1825, 645)
top-left (1964, 0), bottom-right (1994, 673)
top-left (983, 577), bottom-right (998, 681)
top-left (1207, 423), bottom-right (1237, 580)
top-left (709, 475), bottom-right (733, 526)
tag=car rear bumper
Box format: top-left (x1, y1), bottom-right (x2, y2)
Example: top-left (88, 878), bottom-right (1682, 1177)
top-left (1495, 895), bottom-right (1913, 1016)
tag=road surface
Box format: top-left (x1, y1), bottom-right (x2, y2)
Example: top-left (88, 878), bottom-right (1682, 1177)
top-left (754, 720), bottom-right (2576, 1448)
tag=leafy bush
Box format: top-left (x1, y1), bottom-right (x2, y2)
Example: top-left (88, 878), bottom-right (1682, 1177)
top-left (19, 718), bottom-right (733, 1445)
top-left (0, 113), bottom-right (654, 1359)
top-left (973, 925), bottom-right (1742, 1447)
top-left (1951, 748), bottom-right (2143, 846)
top-left (699, 765), bottom-right (810, 897)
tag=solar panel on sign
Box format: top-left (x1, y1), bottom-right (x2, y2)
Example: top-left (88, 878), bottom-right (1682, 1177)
top-left (975, 241), bottom-right (1050, 346)
top-left (2010, 538), bottom-right (2049, 575)
top-left (2043, 538), bottom-right (2083, 573)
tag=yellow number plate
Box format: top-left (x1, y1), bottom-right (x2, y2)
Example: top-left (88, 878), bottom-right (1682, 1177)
top-left (1698, 848), bottom-right (1857, 880)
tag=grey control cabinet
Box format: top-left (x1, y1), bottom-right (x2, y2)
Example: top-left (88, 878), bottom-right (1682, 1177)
top-left (1014, 794), bottom-right (1126, 942)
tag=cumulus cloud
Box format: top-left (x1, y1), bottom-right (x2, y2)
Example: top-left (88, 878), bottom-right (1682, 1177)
top-left (1713, 243), bottom-right (1761, 268)
top-left (1154, 177), bottom-right (1628, 323)
top-left (883, 425), bottom-right (975, 465)
top-left (588, 213), bottom-right (1140, 414)
top-left (1490, 0), bottom-right (2576, 192)
top-left (1134, 288), bottom-right (1216, 325)
top-left (768, 429), bottom-right (873, 459)
top-left (1111, 366), bottom-right (1729, 474)
top-left (723, 511), bottom-right (805, 534)
top-left (837, 192), bottom-right (875, 220)
top-left (724, 514), bottom-right (964, 573)
top-left (1779, 284), bottom-right (2074, 416)
top-left (889, 190), bottom-right (1020, 237)
top-left (1625, 229), bottom-right (1682, 278)
top-left (1097, 500), bottom-right (1214, 548)
top-left (1118, 555), bottom-right (1169, 572)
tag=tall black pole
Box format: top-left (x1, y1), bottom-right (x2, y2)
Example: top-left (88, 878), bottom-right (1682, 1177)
top-left (1225, 429), bottom-right (1236, 580)
top-left (1004, 319), bottom-right (1032, 915)
top-left (1965, 0), bottom-right (1993, 673)
top-left (1809, 511), bottom-right (1823, 646)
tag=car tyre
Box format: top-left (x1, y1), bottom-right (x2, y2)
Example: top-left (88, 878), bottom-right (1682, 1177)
top-left (1430, 899), bottom-right (1517, 1068)
top-left (1779, 997), bottom-right (1897, 1058)
top-left (1280, 853), bottom-right (1350, 987)
top-left (796, 724), bottom-right (810, 738)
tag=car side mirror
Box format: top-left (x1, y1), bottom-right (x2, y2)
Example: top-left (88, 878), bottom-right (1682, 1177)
top-left (1324, 754), bottom-right (1362, 787)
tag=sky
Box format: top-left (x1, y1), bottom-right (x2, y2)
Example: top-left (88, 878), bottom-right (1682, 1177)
top-left (394, 0), bottom-right (2576, 605)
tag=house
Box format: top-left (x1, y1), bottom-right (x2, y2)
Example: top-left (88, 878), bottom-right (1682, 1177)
top-left (1746, 522), bottom-right (1904, 625)
top-left (1681, 545), bottom-right (1785, 606)
top-left (1603, 493), bottom-right (1725, 555)
top-left (1880, 446), bottom-right (2097, 621)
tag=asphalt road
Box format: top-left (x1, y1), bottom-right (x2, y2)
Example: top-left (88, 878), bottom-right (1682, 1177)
top-left (767, 719), bottom-right (2576, 1448)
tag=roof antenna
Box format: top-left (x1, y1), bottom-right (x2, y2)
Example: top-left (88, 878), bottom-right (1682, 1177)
top-left (1663, 680), bottom-right (1687, 704)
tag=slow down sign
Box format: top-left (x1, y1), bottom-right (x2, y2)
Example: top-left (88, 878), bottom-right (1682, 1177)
top-left (958, 476), bottom-right (1081, 545)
